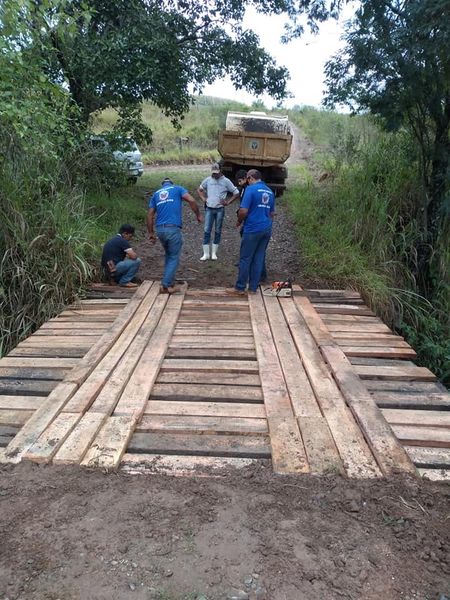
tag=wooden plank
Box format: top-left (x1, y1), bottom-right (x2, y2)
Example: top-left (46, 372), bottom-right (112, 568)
top-left (321, 345), bottom-right (416, 476)
top-left (314, 304), bottom-right (375, 316)
top-left (89, 294), bottom-right (169, 414)
top-left (136, 415), bottom-right (268, 435)
top-left (0, 357), bottom-right (78, 369)
top-left (0, 379), bottom-right (56, 396)
top-left (144, 401), bottom-right (266, 419)
top-left (33, 329), bottom-right (106, 336)
top-left (8, 347), bottom-right (88, 358)
top-left (0, 410), bottom-right (33, 426)
top-left (335, 338), bottom-right (410, 347)
top-left (322, 314), bottom-right (381, 322)
top-left (172, 333), bottom-right (253, 340)
top-left (166, 348), bottom-right (256, 360)
top-left (175, 323), bottom-right (253, 331)
top-left (374, 392), bottom-right (450, 410)
top-left (350, 357), bottom-right (415, 367)
top-left (24, 413), bottom-right (80, 463)
top-left (128, 432), bottom-right (271, 458)
top-left (280, 298), bottom-right (381, 478)
top-left (63, 283), bottom-right (160, 412)
top-left (183, 299), bottom-right (248, 307)
top-left (150, 383), bottom-right (263, 402)
top-left (161, 359), bottom-right (258, 374)
top-left (81, 415), bottom-right (137, 470)
top-left (404, 446), bottom-right (450, 469)
top-left (343, 347), bottom-right (416, 359)
top-left (392, 425), bottom-right (450, 447)
top-left (356, 364), bottom-right (437, 381)
top-left (382, 409), bottom-right (450, 428)
top-left (261, 292), bottom-right (321, 418)
top-left (326, 322), bottom-right (392, 333)
top-left (40, 321), bottom-right (113, 330)
top-left (331, 331), bottom-right (402, 339)
top-left (299, 416), bottom-right (344, 474)
top-left (121, 453), bottom-right (263, 475)
top-left (18, 337), bottom-right (98, 347)
top-left (169, 340), bottom-right (254, 350)
top-left (0, 367), bottom-right (68, 380)
top-left (0, 396), bottom-right (42, 410)
top-left (365, 380), bottom-right (445, 393)
top-left (308, 289), bottom-right (362, 298)
top-left (1, 284), bottom-right (154, 463)
top-left (418, 468), bottom-right (450, 481)
top-left (53, 413), bottom-right (106, 465)
top-left (113, 291), bottom-right (186, 417)
top-left (292, 286), bottom-right (334, 345)
top-left (68, 299), bottom-right (128, 306)
top-left (248, 291), bottom-right (308, 474)
top-left (156, 371), bottom-right (261, 386)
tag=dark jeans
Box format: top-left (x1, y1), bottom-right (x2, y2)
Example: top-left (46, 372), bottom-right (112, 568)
top-left (239, 226), bottom-right (267, 282)
top-left (235, 227), bottom-right (272, 292)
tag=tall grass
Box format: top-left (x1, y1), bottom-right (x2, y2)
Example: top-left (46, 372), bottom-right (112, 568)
top-left (287, 107), bottom-right (449, 384)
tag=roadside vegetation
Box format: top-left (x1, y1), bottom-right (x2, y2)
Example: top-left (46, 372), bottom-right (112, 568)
top-left (287, 107), bottom-right (449, 384)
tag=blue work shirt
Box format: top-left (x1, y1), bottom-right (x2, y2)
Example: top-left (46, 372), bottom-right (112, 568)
top-left (240, 181), bottom-right (275, 234)
top-left (149, 183), bottom-right (188, 227)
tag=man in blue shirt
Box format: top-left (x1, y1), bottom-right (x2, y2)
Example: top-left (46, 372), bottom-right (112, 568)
top-left (228, 169), bottom-right (275, 295)
top-left (147, 177), bottom-right (202, 293)
top-left (101, 224), bottom-right (141, 288)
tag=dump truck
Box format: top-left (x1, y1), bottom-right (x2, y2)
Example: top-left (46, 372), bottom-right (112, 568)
top-left (218, 111), bottom-right (293, 196)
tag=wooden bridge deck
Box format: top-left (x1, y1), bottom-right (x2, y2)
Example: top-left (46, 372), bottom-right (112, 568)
top-left (1, 281), bottom-right (449, 480)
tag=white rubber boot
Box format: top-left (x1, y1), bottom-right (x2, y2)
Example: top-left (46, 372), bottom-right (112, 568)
top-left (211, 243), bottom-right (219, 260)
top-left (200, 244), bottom-right (210, 261)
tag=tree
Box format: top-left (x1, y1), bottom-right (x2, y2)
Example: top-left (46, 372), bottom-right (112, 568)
top-left (324, 0), bottom-right (450, 295)
top-left (1, 0), bottom-right (343, 142)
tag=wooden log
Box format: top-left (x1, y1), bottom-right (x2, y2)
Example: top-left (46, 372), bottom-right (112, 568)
top-left (248, 291), bottom-right (309, 474)
top-left (144, 401), bottom-right (266, 419)
top-left (136, 415), bottom-right (268, 435)
top-left (150, 383), bottom-right (263, 402)
top-left (81, 415), bottom-right (137, 470)
top-left (127, 432), bottom-right (271, 459)
top-left (392, 425), bottom-right (450, 447)
top-left (356, 364), bottom-right (437, 381)
top-left (321, 345), bottom-right (416, 476)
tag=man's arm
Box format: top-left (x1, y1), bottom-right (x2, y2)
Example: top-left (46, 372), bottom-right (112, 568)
top-left (125, 247), bottom-right (138, 260)
top-left (147, 207), bottom-right (156, 242)
top-left (183, 192), bottom-right (203, 223)
top-left (225, 191), bottom-right (240, 206)
top-left (197, 186), bottom-right (207, 203)
top-left (236, 207), bottom-right (248, 227)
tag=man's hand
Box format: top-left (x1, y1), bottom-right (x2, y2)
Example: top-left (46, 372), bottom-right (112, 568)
top-left (197, 215), bottom-right (204, 224)
top-left (148, 232), bottom-right (157, 244)
top-left (236, 220), bottom-right (242, 229)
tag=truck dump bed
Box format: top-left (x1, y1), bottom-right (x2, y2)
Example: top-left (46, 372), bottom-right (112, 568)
top-left (218, 130), bottom-right (292, 167)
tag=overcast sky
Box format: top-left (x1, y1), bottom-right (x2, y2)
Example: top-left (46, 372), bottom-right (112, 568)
top-left (202, 4), bottom-right (357, 109)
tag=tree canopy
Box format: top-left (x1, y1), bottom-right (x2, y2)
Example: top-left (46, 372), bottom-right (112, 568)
top-left (324, 0), bottom-right (450, 294)
top-left (1, 0), bottom-right (343, 141)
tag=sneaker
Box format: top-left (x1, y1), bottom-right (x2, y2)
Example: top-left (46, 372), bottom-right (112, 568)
top-left (119, 282), bottom-right (138, 288)
top-left (225, 287), bottom-right (247, 296)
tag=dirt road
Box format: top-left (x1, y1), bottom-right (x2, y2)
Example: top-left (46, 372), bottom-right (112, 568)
top-left (1, 462), bottom-right (449, 600)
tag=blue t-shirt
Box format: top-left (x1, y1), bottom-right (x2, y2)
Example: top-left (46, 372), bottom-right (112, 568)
top-left (101, 234), bottom-right (131, 267)
top-left (240, 181), bottom-right (275, 233)
top-left (149, 183), bottom-right (188, 227)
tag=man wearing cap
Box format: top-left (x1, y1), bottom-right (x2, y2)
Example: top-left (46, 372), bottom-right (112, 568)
top-left (147, 177), bottom-right (202, 293)
top-left (197, 163), bottom-right (239, 261)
